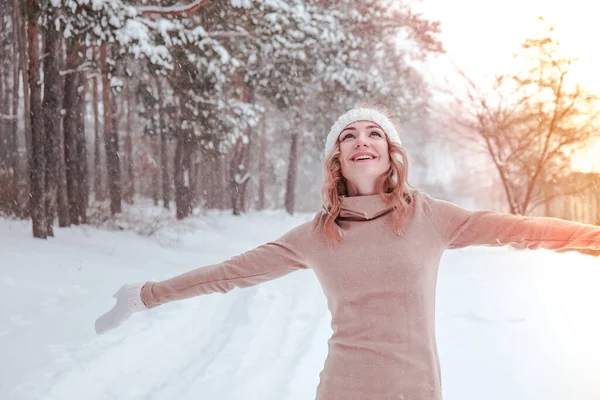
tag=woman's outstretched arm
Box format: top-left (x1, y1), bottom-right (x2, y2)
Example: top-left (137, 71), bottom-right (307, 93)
top-left (421, 192), bottom-right (600, 251)
top-left (140, 222), bottom-right (311, 308)
top-left (94, 222), bottom-right (312, 334)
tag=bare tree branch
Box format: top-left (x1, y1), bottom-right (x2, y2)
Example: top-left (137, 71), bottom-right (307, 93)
top-left (529, 181), bottom-right (597, 213)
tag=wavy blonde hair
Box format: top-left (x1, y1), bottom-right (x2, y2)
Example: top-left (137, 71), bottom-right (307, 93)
top-left (320, 106), bottom-right (416, 244)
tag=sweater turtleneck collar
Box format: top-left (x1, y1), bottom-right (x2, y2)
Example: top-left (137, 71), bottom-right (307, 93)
top-left (338, 193), bottom-right (396, 221)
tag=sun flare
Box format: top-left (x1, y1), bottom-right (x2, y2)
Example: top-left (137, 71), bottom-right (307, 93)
top-left (418, 0), bottom-right (600, 173)
top-left (570, 140), bottom-right (600, 173)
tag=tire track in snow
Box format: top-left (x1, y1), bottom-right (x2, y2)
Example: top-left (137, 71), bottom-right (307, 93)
top-left (168, 286), bottom-right (294, 399)
top-left (10, 289), bottom-right (254, 400)
top-left (270, 280), bottom-right (328, 400)
top-left (154, 272), bottom-right (327, 400)
top-left (144, 288), bottom-right (260, 400)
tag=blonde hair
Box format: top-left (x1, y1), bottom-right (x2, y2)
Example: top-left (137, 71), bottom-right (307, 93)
top-left (320, 105), bottom-right (416, 245)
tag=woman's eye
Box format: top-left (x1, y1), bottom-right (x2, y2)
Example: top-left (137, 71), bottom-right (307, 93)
top-left (370, 131), bottom-right (382, 137)
top-left (341, 134), bottom-right (354, 141)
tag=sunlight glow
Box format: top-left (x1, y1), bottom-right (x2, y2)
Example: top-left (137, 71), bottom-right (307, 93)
top-left (570, 140), bottom-right (600, 173)
top-left (420, 0), bottom-right (600, 89)
top-left (418, 0), bottom-right (600, 172)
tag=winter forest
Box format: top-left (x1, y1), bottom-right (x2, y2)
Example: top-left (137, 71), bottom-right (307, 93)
top-left (1, 0), bottom-right (599, 236)
top-left (0, 0), bottom-right (442, 236)
top-left (2, 1), bottom-right (600, 399)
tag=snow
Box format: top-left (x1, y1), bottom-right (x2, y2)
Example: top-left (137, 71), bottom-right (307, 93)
top-left (114, 19), bottom-right (172, 68)
top-left (231, 0), bottom-right (252, 8)
top-left (1, 204), bottom-right (600, 400)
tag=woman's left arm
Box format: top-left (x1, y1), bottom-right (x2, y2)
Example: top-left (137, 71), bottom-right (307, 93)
top-left (422, 192), bottom-right (600, 251)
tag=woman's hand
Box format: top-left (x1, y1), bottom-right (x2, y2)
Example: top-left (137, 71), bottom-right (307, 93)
top-left (95, 282), bottom-right (148, 334)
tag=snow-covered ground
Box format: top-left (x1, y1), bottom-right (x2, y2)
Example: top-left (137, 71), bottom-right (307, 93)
top-left (1, 204), bottom-right (599, 400)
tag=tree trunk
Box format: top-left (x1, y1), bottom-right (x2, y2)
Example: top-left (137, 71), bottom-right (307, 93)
top-left (151, 133), bottom-right (160, 206)
top-left (75, 70), bottom-right (88, 223)
top-left (92, 46), bottom-right (104, 201)
top-left (0, 6), bottom-right (12, 176)
top-left (239, 132), bottom-right (253, 212)
top-left (1, 72), bottom-right (10, 170)
top-left (57, 118), bottom-right (70, 227)
top-left (0, 52), bottom-right (9, 187)
top-left (284, 131), bottom-right (301, 215)
top-left (182, 140), bottom-right (192, 217)
top-left (63, 75), bottom-right (79, 224)
top-left (63, 40), bottom-right (80, 224)
top-left (193, 154), bottom-right (202, 208)
top-left (123, 76), bottom-right (134, 204)
top-left (257, 111), bottom-right (267, 210)
top-left (229, 75), bottom-right (253, 215)
top-left (239, 90), bottom-right (255, 212)
top-left (156, 77), bottom-right (170, 209)
top-left (203, 152), bottom-right (227, 210)
top-left (18, 0), bottom-right (31, 217)
top-left (0, 7), bottom-right (12, 178)
top-left (0, 61), bottom-right (10, 213)
top-left (42, 20), bottom-right (62, 236)
top-left (174, 136), bottom-right (192, 219)
top-left (202, 151), bottom-right (218, 209)
top-left (188, 145), bottom-right (197, 209)
top-left (27, 0), bottom-right (46, 238)
top-left (1, 61), bottom-right (11, 172)
top-left (229, 137), bottom-right (244, 215)
top-left (19, 0), bottom-right (30, 157)
top-left (100, 44), bottom-right (121, 215)
top-left (0, 12), bottom-right (6, 172)
top-left (55, 37), bottom-right (69, 227)
top-left (161, 126), bottom-right (170, 209)
top-left (10, 0), bottom-right (20, 215)
top-left (220, 154), bottom-right (227, 209)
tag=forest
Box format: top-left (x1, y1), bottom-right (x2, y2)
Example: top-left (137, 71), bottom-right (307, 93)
top-left (0, 0), bottom-right (442, 238)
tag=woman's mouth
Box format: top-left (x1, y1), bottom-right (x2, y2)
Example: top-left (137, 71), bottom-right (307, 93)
top-left (351, 153), bottom-right (377, 162)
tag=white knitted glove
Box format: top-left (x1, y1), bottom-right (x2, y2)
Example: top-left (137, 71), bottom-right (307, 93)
top-left (95, 282), bottom-right (148, 335)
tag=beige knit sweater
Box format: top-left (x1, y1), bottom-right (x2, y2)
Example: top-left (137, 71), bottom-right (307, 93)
top-left (140, 190), bottom-right (600, 400)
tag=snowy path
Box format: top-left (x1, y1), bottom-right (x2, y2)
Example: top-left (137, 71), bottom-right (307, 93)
top-left (1, 209), bottom-right (600, 400)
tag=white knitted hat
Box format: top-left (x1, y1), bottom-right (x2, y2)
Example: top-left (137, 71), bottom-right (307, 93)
top-left (323, 108), bottom-right (401, 159)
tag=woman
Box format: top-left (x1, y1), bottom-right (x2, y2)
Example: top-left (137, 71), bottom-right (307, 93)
top-left (95, 106), bottom-right (600, 400)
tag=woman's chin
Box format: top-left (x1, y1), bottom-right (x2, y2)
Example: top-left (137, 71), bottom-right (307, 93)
top-left (347, 169), bottom-right (386, 179)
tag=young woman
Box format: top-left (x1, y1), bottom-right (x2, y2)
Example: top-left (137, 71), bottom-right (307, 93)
top-left (95, 107), bottom-right (600, 400)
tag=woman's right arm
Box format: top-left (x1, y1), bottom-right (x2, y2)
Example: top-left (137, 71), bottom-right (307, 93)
top-left (95, 220), bottom-right (315, 334)
top-left (140, 222), bottom-right (311, 309)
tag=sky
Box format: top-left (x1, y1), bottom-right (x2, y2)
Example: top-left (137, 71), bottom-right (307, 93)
top-left (416, 0), bottom-right (600, 172)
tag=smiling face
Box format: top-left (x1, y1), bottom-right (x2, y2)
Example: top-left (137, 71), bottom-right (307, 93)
top-left (338, 120), bottom-right (391, 195)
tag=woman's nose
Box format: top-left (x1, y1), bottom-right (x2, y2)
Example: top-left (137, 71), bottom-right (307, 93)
top-left (354, 138), bottom-right (369, 148)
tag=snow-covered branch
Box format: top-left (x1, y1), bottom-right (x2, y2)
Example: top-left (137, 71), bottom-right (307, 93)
top-left (60, 61), bottom-right (95, 76)
top-left (138, 0), bottom-right (210, 16)
top-left (234, 172), bottom-right (251, 185)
